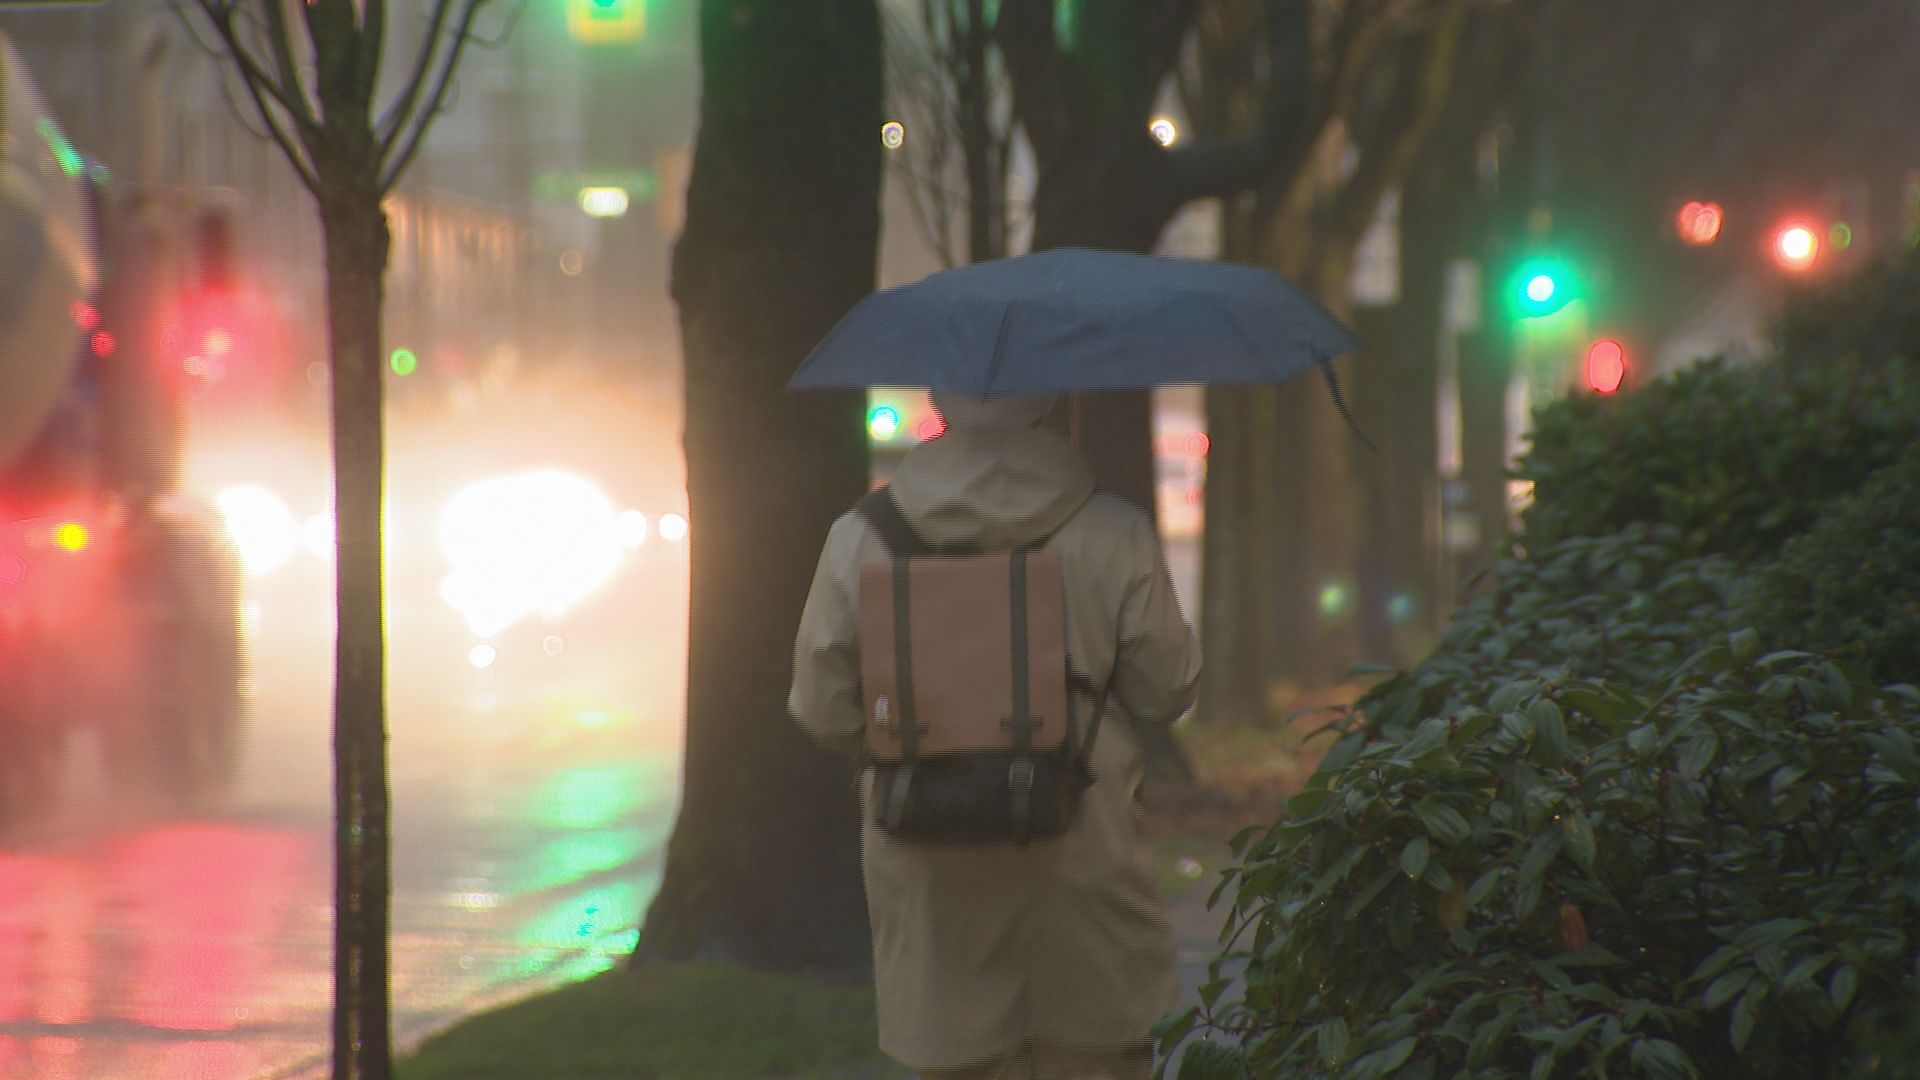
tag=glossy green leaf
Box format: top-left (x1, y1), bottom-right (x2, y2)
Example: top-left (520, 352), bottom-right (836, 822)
top-left (1830, 964), bottom-right (1858, 1012)
top-left (1561, 808), bottom-right (1597, 871)
top-left (1413, 799), bottom-right (1473, 846)
top-left (1401, 836), bottom-right (1431, 880)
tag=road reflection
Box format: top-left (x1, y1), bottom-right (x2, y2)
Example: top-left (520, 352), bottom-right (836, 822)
top-left (0, 822), bottom-right (312, 1078)
top-left (0, 374), bottom-right (688, 1078)
top-left (0, 729), bottom-right (680, 1079)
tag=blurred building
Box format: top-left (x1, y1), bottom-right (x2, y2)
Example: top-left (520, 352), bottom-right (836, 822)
top-left (0, 0), bottom-right (698, 411)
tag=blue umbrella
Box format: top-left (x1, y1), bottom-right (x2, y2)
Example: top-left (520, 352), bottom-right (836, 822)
top-left (789, 247), bottom-right (1370, 443)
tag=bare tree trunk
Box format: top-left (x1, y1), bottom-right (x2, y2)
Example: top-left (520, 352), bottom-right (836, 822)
top-left (631, 0), bottom-right (880, 979)
top-left (318, 186), bottom-right (393, 1080)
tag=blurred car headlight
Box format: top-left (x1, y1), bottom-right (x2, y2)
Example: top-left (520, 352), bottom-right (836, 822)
top-left (214, 485), bottom-right (300, 576)
top-left (438, 469), bottom-right (623, 638)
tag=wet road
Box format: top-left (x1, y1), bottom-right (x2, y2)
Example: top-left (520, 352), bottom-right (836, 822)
top-left (0, 376), bottom-right (689, 1079)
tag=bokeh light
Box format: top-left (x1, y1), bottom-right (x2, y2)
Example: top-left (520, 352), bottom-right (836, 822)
top-left (577, 186), bottom-right (630, 218)
top-left (1524, 274), bottom-right (1556, 305)
top-left (1148, 117), bottom-right (1179, 147)
top-left (52, 522), bottom-right (89, 553)
top-left (301, 513), bottom-right (334, 561)
top-left (1774, 224), bottom-right (1819, 270)
top-left (389, 348), bottom-right (419, 376)
top-left (1585, 338), bottom-right (1627, 395)
top-left (1829, 221), bottom-right (1854, 251)
top-left (1675, 200), bottom-right (1724, 246)
top-left (468, 643), bottom-right (499, 669)
top-left (214, 486), bottom-right (300, 576)
top-left (656, 513), bottom-right (687, 542)
top-left (438, 469), bottom-right (624, 638)
top-left (880, 121), bottom-right (906, 149)
top-left (1317, 582), bottom-right (1350, 618)
top-left (614, 509), bottom-right (649, 548)
top-left (1386, 593), bottom-right (1416, 626)
top-left (868, 405), bottom-right (901, 441)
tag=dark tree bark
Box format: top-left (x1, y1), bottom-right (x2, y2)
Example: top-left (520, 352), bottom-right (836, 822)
top-left (630, 0), bottom-right (881, 980)
top-left (317, 178), bottom-right (394, 1080)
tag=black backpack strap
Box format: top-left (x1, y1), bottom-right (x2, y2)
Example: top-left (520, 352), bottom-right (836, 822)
top-left (881, 554), bottom-right (920, 831)
top-left (1005, 551), bottom-right (1036, 843)
top-left (856, 486), bottom-right (930, 557)
top-left (1066, 648), bottom-right (1121, 766)
top-left (857, 486), bottom-right (934, 830)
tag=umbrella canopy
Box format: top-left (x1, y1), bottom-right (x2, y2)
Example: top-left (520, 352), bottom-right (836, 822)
top-left (789, 247), bottom-right (1360, 396)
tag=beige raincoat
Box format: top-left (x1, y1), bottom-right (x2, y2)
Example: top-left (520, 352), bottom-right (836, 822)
top-left (789, 393), bottom-right (1203, 1072)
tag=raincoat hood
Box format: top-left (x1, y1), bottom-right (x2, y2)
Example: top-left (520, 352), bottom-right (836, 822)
top-left (889, 415), bottom-right (1095, 550)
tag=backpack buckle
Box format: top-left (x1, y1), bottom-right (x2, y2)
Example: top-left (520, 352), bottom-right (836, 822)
top-left (1008, 757), bottom-right (1035, 794)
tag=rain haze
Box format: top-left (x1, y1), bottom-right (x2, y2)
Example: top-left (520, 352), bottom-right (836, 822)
top-left (3, 1), bottom-right (1920, 1077)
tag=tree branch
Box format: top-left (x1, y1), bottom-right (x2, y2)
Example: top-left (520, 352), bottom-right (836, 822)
top-left (375, 0), bottom-right (458, 152)
top-left (362, 0), bottom-right (387, 102)
top-left (1321, 1), bottom-right (1468, 252)
top-left (1145, 0), bottom-right (1205, 85)
top-left (996, 0), bottom-right (1071, 161)
top-left (1162, 0), bottom-right (1312, 204)
top-left (379, 0), bottom-right (488, 192)
top-left (258, 0), bottom-right (323, 133)
top-left (182, 0), bottom-right (322, 191)
top-left (189, 0), bottom-right (321, 137)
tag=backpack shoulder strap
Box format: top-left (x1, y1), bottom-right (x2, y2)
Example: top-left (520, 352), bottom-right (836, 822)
top-left (856, 486), bottom-right (931, 557)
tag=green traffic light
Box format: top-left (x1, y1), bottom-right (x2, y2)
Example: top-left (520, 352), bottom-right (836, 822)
top-left (1510, 256), bottom-right (1579, 319)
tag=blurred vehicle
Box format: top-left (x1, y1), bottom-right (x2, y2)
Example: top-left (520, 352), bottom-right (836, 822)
top-left (0, 34), bottom-right (246, 824)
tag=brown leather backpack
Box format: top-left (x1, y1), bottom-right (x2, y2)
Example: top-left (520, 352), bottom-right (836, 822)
top-left (856, 486), bottom-right (1109, 845)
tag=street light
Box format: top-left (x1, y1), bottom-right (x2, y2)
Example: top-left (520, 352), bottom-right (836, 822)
top-left (578, 186), bottom-right (630, 218)
top-left (1773, 223), bottom-right (1819, 271)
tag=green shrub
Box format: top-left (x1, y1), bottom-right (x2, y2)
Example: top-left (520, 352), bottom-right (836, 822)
top-left (1364, 526), bottom-right (1743, 738)
top-left (1741, 448), bottom-right (1920, 686)
top-left (1161, 640), bottom-right (1920, 1079)
top-left (1776, 250), bottom-right (1920, 366)
top-left (1515, 356), bottom-right (1920, 564)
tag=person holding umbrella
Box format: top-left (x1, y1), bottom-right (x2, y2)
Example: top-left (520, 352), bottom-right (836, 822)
top-left (787, 248), bottom-right (1360, 1079)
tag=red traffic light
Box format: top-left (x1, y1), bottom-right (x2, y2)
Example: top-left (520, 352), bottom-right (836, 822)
top-left (1585, 339), bottom-right (1627, 395)
top-left (1676, 201), bottom-right (1724, 246)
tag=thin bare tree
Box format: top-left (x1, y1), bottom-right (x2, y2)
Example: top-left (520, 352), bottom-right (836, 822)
top-left (884, 0), bottom-right (1020, 267)
top-left (171, 1), bottom-right (505, 1076)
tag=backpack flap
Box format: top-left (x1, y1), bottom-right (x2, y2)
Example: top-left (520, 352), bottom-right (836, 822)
top-left (858, 551), bottom-right (1070, 763)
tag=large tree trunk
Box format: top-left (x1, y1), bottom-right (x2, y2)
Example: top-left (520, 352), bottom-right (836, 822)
top-left (1349, 214), bottom-right (1444, 669)
top-left (1025, 128), bottom-right (1172, 518)
top-left (1196, 203), bottom-right (1275, 727)
top-left (631, 0), bottom-right (880, 979)
top-left (1024, 130), bottom-right (1184, 778)
top-left (318, 184), bottom-right (393, 1080)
